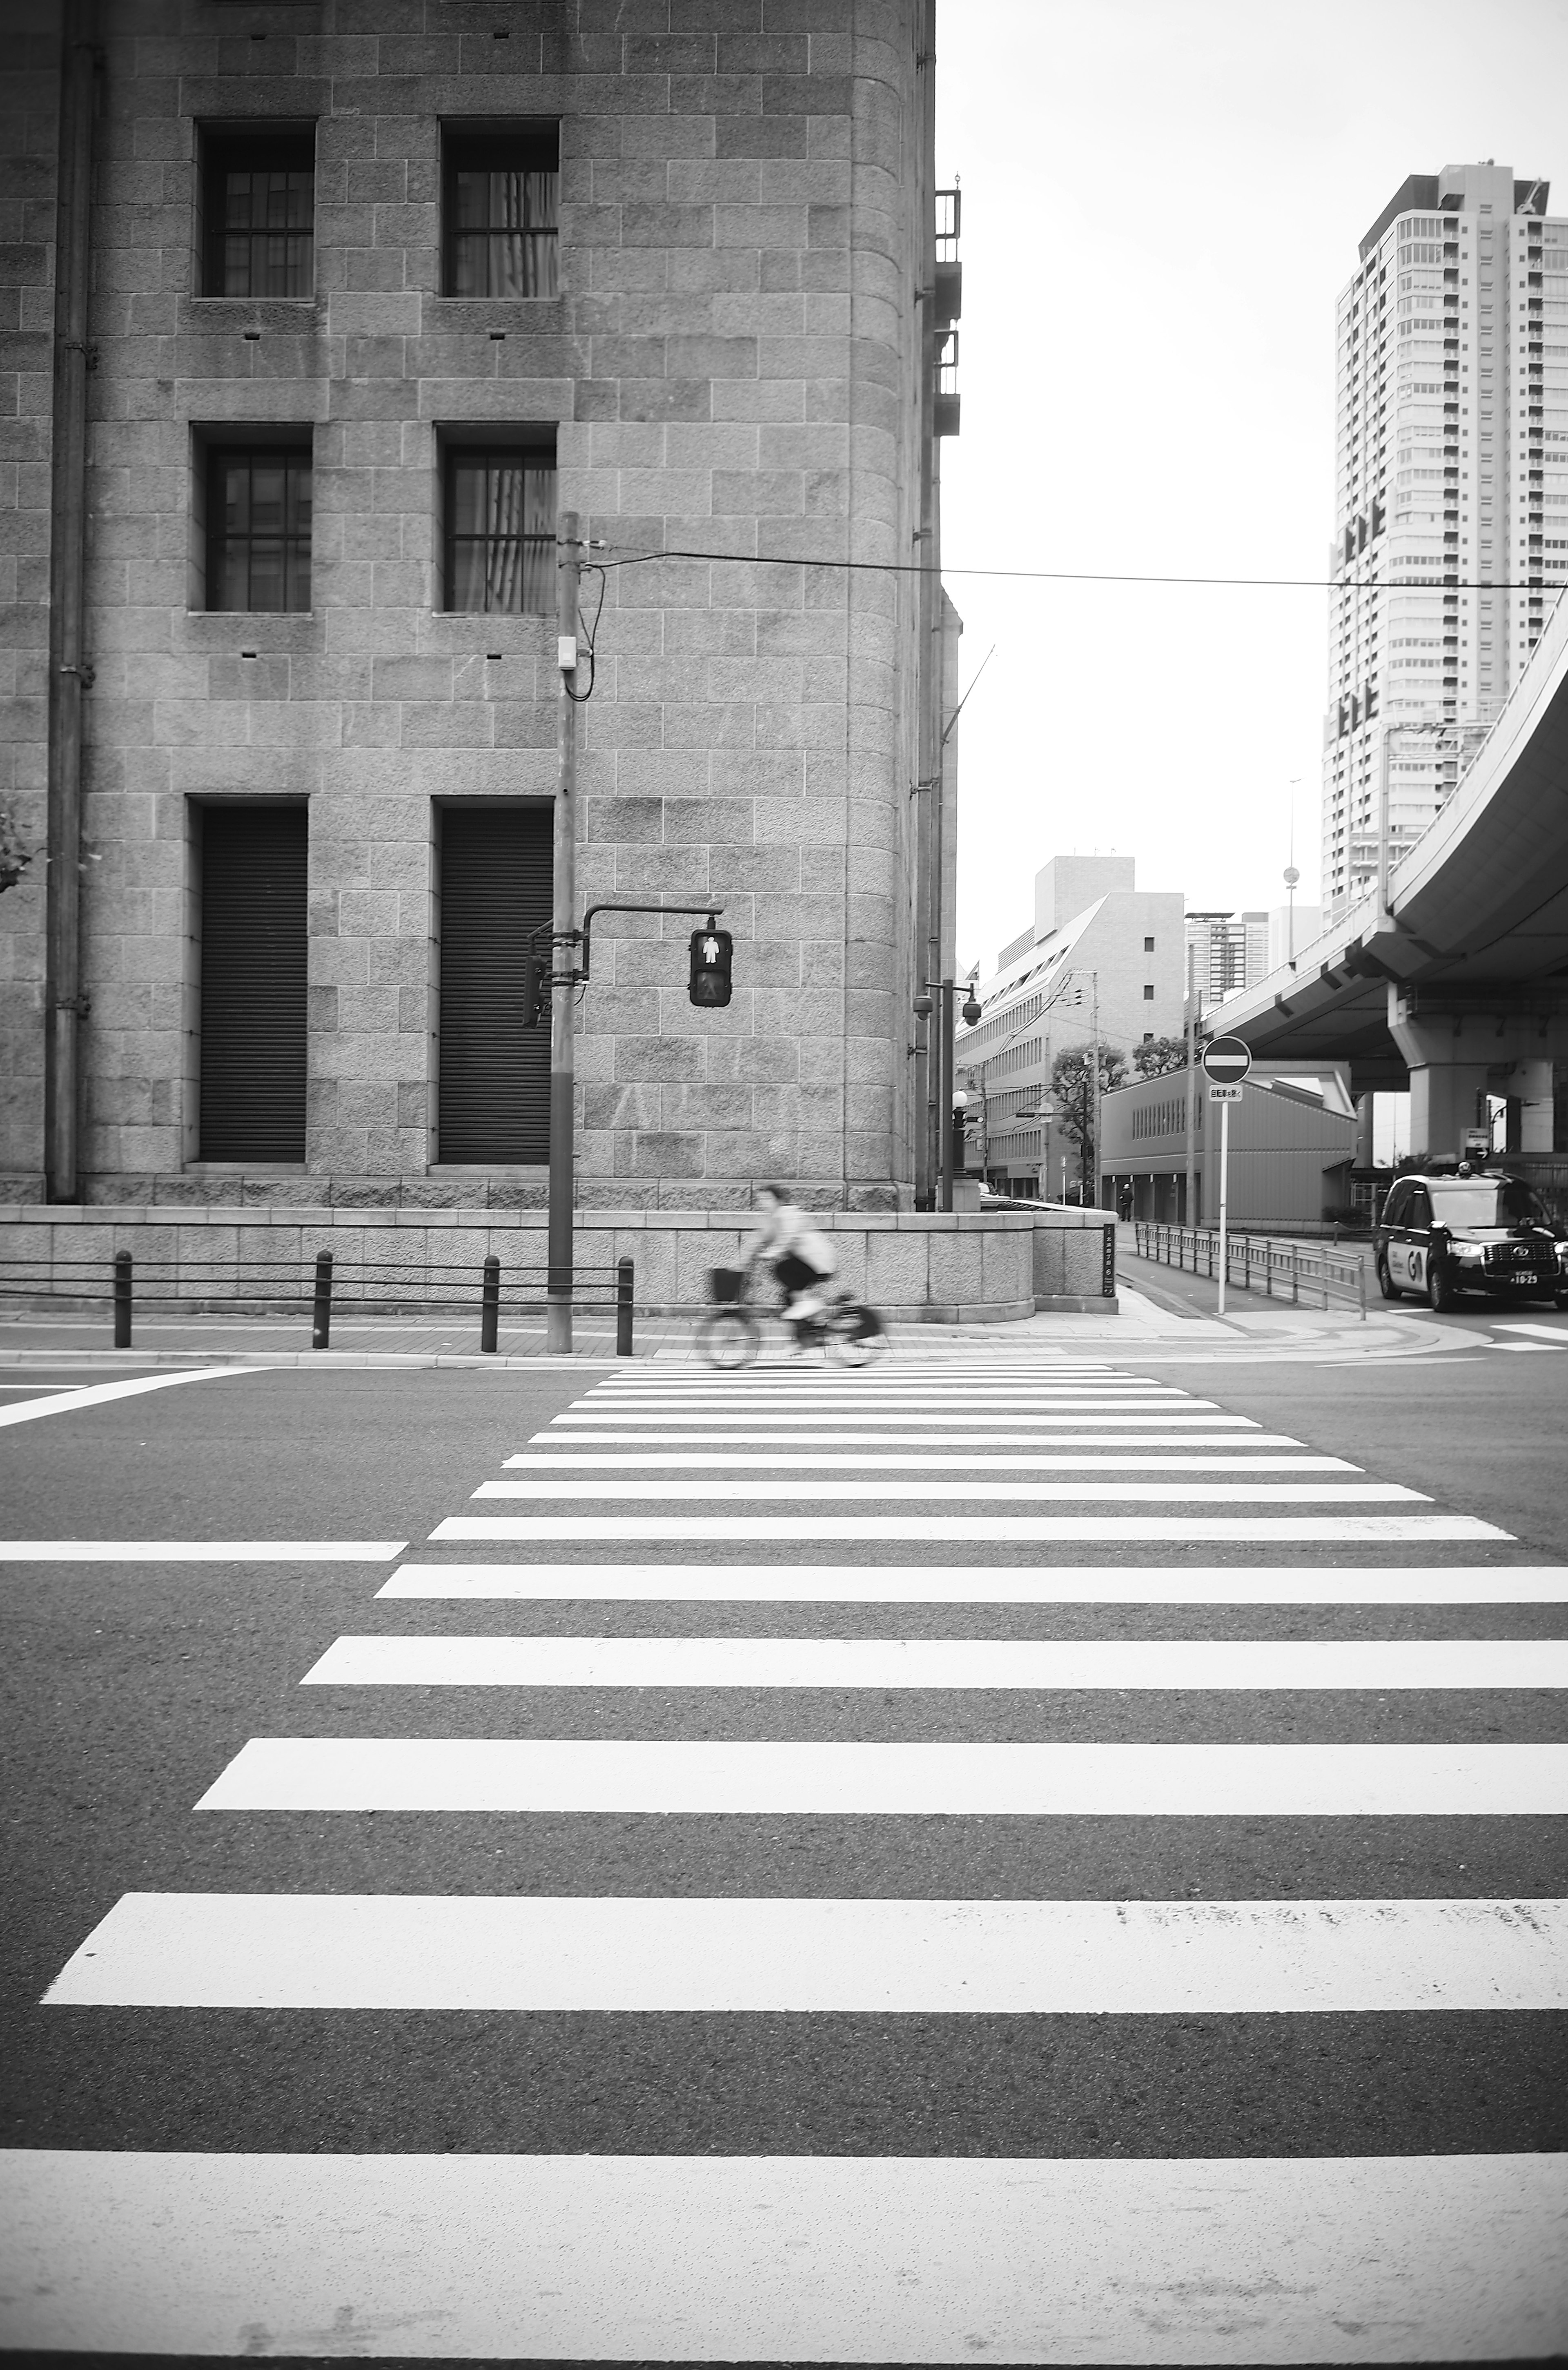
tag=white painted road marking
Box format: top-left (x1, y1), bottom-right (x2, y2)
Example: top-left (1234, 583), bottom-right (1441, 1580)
top-left (381, 1560), bottom-right (1568, 1603)
top-left (0, 1541), bottom-right (407, 1562)
top-left (301, 1633), bottom-right (1568, 1691)
top-left (470, 1478), bottom-right (1423, 1502)
top-left (548, 1412), bottom-right (1262, 1430)
top-left (503, 1451), bottom-right (1350, 1472)
top-left (1491, 1321), bottom-right (1568, 1345)
top-left (2, 2149), bottom-right (1560, 2361)
top-left (432, 1513), bottom-right (1506, 1542)
top-left (0, 1367), bottom-right (255, 1430)
top-left (194, 1737), bottom-right (1568, 1814)
top-left (45, 1893), bottom-right (1568, 2013)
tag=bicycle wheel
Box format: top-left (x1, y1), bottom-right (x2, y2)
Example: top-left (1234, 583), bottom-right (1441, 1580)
top-left (695, 1308), bottom-right (762, 1370)
top-left (826, 1301), bottom-right (887, 1368)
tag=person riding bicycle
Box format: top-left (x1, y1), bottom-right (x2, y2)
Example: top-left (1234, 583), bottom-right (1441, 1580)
top-left (741, 1185), bottom-right (838, 1336)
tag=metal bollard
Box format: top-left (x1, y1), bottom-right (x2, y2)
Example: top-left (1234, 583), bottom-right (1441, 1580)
top-left (480, 1254), bottom-right (500, 1354)
top-left (616, 1255), bottom-right (634, 1357)
top-left (113, 1250), bottom-right (132, 1349)
top-left (311, 1250), bottom-right (333, 1350)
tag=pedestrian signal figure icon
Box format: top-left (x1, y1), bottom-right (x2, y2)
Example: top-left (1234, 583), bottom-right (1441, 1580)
top-left (689, 921), bottom-right (733, 1007)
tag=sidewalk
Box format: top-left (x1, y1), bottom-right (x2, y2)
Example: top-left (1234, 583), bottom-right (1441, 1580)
top-left (0, 1282), bottom-right (1454, 1370)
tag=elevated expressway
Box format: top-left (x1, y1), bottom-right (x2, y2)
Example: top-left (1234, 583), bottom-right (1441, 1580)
top-left (1210, 590), bottom-right (1568, 1155)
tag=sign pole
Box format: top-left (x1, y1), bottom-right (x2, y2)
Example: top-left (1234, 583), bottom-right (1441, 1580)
top-left (1217, 1094), bottom-right (1230, 1317)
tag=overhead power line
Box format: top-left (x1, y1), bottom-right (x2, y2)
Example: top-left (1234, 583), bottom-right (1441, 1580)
top-left (595, 543), bottom-right (1556, 595)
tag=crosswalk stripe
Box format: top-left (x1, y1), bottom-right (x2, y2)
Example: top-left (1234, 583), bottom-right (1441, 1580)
top-left (469, 1478), bottom-right (1422, 1502)
top-left (432, 1512), bottom-right (1506, 1542)
top-left (503, 1451), bottom-right (1347, 1471)
top-left (6, 2147), bottom-right (1559, 2362)
top-left (44, 1893), bottom-right (1568, 2012)
top-left (299, 1634), bottom-right (1568, 1690)
top-left (547, 1412), bottom-right (1262, 1430)
top-left (194, 1737), bottom-right (1568, 1814)
top-left (380, 1560), bottom-right (1568, 1603)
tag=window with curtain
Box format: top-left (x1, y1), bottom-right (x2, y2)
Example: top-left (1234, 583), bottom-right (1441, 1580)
top-left (207, 446), bottom-right (312, 613)
top-left (444, 447), bottom-right (555, 614)
top-left (443, 129), bottom-right (559, 298)
top-left (203, 131), bottom-right (315, 298)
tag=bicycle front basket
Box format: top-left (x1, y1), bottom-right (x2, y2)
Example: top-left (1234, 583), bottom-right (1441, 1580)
top-left (708, 1266), bottom-right (746, 1304)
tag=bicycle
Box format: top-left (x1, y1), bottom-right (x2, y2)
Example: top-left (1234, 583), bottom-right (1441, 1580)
top-left (695, 1263), bottom-right (888, 1370)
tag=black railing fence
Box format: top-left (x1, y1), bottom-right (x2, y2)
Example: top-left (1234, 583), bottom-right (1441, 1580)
top-left (0, 1251), bottom-right (636, 1356)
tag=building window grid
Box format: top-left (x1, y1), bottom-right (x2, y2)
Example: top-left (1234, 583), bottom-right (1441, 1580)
top-left (207, 447), bottom-right (312, 614)
top-left (204, 136), bottom-right (314, 298)
top-left (444, 447), bottom-right (557, 614)
top-left (444, 133), bottom-right (560, 299)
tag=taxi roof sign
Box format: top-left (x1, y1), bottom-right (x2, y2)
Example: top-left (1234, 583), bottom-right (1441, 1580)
top-left (1201, 1034), bottom-right (1252, 1086)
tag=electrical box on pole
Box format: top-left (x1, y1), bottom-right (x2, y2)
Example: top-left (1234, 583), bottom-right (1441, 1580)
top-left (688, 919), bottom-right (733, 1007)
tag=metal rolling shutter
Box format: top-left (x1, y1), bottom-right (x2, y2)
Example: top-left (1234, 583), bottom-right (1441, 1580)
top-left (437, 804), bottom-right (552, 1163)
top-left (198, 804), bottom-right (307, 1160)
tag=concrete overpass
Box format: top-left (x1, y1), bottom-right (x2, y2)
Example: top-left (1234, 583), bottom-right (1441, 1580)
top-left (1210, 588), bottom-right (1568, 1156)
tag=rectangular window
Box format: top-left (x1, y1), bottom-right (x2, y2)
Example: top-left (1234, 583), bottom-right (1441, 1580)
top-left (202, 127), bottom-right (314, 298)
top-left (1143, 936), bottom-right (1155, 951)
top-left (1143, 983), bottom-right (1155, 998)
top-left (437, 806), bottom-right (552, 1163)
top-left (443, 126), bottom-right (559, 298)
top-left (198, 805), bottom-right (307, 1160)
top-left (443, 442), bottom-right (555, 613)
top-left (206, 445), bottom-right (312, 612)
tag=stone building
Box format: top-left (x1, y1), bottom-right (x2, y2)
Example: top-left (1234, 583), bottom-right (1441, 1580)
top-left (3, 0), bottom-right (960, 1214)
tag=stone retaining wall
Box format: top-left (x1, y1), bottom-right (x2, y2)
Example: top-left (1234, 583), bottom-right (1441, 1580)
top-left (0, 1205), bottom-right (1117, 1323)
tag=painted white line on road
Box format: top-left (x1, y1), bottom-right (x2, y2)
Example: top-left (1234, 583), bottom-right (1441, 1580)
top-left (504, 1441), bottom-right (1336, 1460)
top-left (195, 1737), bottom-right (1568, 1814)
top-left (0, 1367), bottom-right (254, 1430)
top-left (45, 1893), bottom-right (1568, 2013)
top-left (302, 1633), bottom-right (1568, 1691)
top-left (0, 1541), bottom-right (406, 1563)
top-left (548, 1412), bottom-right (1259, 1430)
top-left (1491, 1322), bottom-right (1568, 1345)
top-left (382, 1561), bottom-right (1567, 1604)
top-left (471, 1478), bottom-right (1421, 1503)
top-left (433, 1514), bottom-right (1505, 1544)
top-left (4, 2148), bottom-right (1559, 2363)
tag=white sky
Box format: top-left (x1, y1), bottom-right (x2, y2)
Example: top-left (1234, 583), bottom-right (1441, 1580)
top-left (936, 0), bottom-right (1568, 977)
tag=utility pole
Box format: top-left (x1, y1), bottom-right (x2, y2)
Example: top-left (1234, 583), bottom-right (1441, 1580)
top-left (548, 510), bottom-right (581, 1354)
top-left (44, 0), bottom-right (96, 1203)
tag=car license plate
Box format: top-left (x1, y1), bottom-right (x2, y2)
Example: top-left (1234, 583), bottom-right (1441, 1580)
top-left (1515, 1272), bottom-right (1537, 1285)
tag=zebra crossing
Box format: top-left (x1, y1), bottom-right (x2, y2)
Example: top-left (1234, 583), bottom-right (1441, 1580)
top-left (7, 1356), bottom-right (1567, 2362)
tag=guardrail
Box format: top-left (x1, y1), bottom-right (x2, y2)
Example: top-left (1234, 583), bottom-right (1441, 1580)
top-left (0, 1253), bottom-right (637, 1356)
top-left (1131, 1221), bottom-right (1366, 1319)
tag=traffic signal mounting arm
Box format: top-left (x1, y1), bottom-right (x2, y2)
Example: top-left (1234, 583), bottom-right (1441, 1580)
top-left (522, 901), bottom-right (728, 1025)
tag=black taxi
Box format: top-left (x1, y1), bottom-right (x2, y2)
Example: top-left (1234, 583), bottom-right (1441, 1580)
top-left (1375, 1167), bottom-right (1568, 1311)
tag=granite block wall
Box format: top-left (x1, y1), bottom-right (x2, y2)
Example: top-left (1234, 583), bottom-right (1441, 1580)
top-left (0, 0), bottom-right (936, 1212)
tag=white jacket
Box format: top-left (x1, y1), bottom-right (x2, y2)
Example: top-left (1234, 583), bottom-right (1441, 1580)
top-left (743, 1201), bottom-right (837, 1276)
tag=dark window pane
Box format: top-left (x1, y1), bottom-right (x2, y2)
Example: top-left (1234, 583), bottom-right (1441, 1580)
top-left (446, 142), bottom-right (559, 297)
top-left (445, 453), bottom-right (555, 614)
top-left (207, 141), bottom-right (314, 296)
top-left (208, 449), bottom-right (312, 612)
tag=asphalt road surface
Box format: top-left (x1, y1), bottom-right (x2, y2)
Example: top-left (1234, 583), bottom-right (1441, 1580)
top-left (1, 1346), bottom-right (1564, 2366)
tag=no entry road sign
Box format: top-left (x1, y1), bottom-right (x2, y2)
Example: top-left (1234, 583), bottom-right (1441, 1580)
top-left (1201, 1035), bottom-right (1252, 1087)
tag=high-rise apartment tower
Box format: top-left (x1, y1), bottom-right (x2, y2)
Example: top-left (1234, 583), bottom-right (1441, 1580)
top-left (1323, 163), bottom-right (1568, 918)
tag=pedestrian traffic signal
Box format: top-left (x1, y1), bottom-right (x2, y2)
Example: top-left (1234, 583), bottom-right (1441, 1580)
top-left (689, 920), bottom-right (733, 1007)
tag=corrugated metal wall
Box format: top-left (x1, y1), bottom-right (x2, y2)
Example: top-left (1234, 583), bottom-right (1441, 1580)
top-left (197, 804), bottom-right (307, 1161)
top-left (437, 805), bottom-right (552, 1165)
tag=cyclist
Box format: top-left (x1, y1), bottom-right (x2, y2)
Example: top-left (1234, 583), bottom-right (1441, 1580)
top-left (741, 1184), bottom-right (839, 1341)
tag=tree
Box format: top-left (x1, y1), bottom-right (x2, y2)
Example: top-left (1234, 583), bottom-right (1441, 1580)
top-left (0, 804), bottom-right (31, 895)
top-left (1132, 1034), bottom-right (1187, 1078)
top-left (1049, 1042), bottom-right (1128, 1196)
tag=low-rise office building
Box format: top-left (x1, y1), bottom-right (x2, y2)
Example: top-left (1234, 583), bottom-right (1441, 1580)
top-left (956, 855), bottom-right (1184, 1197)
top-left (1101, 1062), bottom-right (1360, 1228)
